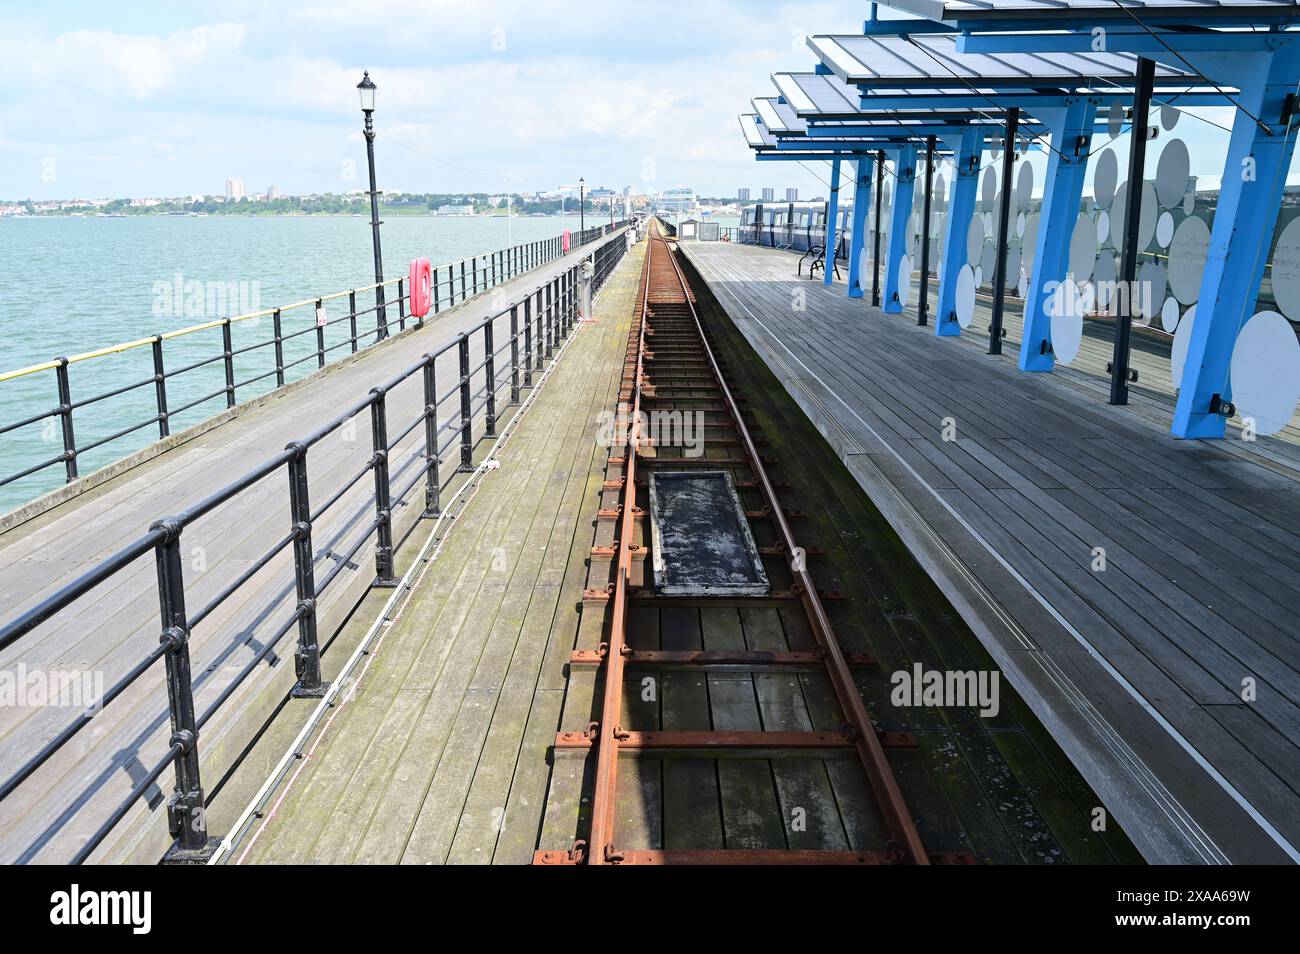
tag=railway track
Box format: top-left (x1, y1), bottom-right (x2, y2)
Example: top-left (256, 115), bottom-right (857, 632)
top-left (536, 220), bottom-right (968, 865)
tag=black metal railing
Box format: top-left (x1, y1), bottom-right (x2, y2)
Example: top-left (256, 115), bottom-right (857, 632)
top-left (0, 227), bottom-right (630, 864)
top-left (0, 221), bottom-right (631, 507)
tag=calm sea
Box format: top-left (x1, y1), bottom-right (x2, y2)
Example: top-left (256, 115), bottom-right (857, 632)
top-left (0, 213), bottom-right (712, 512)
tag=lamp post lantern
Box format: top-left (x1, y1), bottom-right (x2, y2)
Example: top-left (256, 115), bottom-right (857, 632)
top-left (358, 71), bottom-right (387, 339)
top-left (579, 176), bottom-right (585, 234)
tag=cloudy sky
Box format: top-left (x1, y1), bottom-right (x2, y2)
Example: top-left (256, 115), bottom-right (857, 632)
top-left (1, 1), bottom-right (1288, 203)
top-left (0, 1), bottom-right (864, 202)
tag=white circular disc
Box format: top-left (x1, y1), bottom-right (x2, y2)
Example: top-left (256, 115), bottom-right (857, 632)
top-left (1168, 214), bottom-right (1210, 305)
top-left (1137, 260), bottom-right (1167, 321)
top-left (1160, 104), bottom-right (1180, 131)
top-left (974, 264), bottom-right (984, 288)
top-left (1096, 210), bottom-right (1110, 245)
top-left (1160, 296), bottom-right (1180, 333)
top-left (966, 216), bottom-right (985, 265)
top-left (1155, 138), bottom-right (1190, 209)
top-left (859, 246), bottom-right (870, 282)
top-left (1268, 216), bottom-right (1300, 322)
top-left (935, 174), bottom-right (947, 211)
top-left (1094, 148), bottom-right (1119, 208)
top-left (1156, 211), bottom-right (1175, 248)
top-left (981, 167), bottom-right (997, 212)
top-left (1016, 211), bottom-right (1026, 239)
top-left (1229, 311), bottom-right (1300, 435)
top-left (1182, 190), bottom-right (1195, 215)
top-left (1016, 163), bottom-right (1033, 208)
top-left (1017, 272), bottom-right (1028, 299)
top-left (1108, 101), bottom-right (1124, 138)
top-left (1069, 213), bottom-right (1098, 281)
top-left (956, 264), bottom-right (977, 328)
top-left (979, 241), bottom-right (997, 285)
top-left (1110, 180), bottom-right (1158, 255)
top-left (896, 255), bottom-right (914, 308)
top-left (1093, 252), bottom-right (1118, 310)
top-left (1171, 303), bottom-right (1196, 388)
top-left (1050, 279), bottom-right (1085, 364)
top-left (1023, 214), bottom-right (1040, 268)
top-left (905, 213), bottom-right (916, 258)
top-left (1005, 247), bottom-right (1022, 290)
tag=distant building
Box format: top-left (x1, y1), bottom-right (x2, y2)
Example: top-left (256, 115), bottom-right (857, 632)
top-left (225, 178), bottom-right (246, 200)
top-left (738, 188), bottom-right (751, 201)
top-left (785, 188), bottom-right (798, 202)
top-left (622, 186), bottom-right (632, 197)
top-left (658, 186), bottom-right (695, 213)
top-left (267, 185), bottom-right (281, 200)
top-left (436, 204), bottom-right (474, 216)
top-left (761, 187), bottom-right (774, 202)
top-left (590, 187), bottom-right (615, 201)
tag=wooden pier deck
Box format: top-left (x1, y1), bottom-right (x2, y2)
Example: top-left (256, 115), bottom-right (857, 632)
top-left (679, 239), bottom-right (1300, 865)
top-left (237, 228), bottom-right (1138, 865)
top-left (0, 238), bottom-right (614, 863)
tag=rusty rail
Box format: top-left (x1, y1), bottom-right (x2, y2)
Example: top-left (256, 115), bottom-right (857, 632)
top-left (540, 220), bottom-right (938, 866)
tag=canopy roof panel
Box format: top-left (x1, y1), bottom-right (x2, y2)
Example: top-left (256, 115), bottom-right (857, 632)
top-left (809, 32), bottom-right (1199, 87)
top-left (872, 0), bottom-right (1300, 26)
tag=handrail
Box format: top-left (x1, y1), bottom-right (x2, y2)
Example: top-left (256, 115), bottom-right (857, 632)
top-left (0, 222), bottom-right (632, 864)
top-left (0, 221), bottom-right (631, 505)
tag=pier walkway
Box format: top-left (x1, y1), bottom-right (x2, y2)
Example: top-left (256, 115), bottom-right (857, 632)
top-left (0, 233), bottom-right (626, 863)
top-left (680, 240), bottom-right (1300, 864)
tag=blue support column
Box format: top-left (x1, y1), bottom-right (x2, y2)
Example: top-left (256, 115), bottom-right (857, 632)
top-left (824, 158), bottom-right (842, 285)
top-left (936, 129), bottom-right (982, 337)
top-left (846, 156), bottom-right (873, 299)
top-left (1018, 96), bottom-right (1097, 370)
top-left (883, 145), bottom-right (917, 314)
top-left (1173, 43), bottom-right (1300, 438)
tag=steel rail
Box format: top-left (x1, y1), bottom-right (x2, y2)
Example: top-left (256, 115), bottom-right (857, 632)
top-left (656, 223), bottom-right (929, 865)
top-left (571, 219), bottom-right (930, 865)
top-left (585, 220), bottom-right (654, 865)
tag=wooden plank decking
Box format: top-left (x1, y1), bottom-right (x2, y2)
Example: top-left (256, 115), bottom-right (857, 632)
top-left (0, 238), bottom-right (616, 863)
top-left (680, 239), bottom-right (1300, 864)
top-left (230, 238), bottom-right (644, 863)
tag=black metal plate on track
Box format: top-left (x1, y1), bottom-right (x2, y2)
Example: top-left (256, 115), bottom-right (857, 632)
top-left (648, 471), bottom-right (770, 596)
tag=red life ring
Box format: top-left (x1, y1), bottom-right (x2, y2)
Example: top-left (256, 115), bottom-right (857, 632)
top-left (408, 257), bottom-right (433, 317)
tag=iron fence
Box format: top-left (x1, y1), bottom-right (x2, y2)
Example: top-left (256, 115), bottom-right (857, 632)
top-left (0, 226), bottom-right (630, 864)
top-left (0, 221), bottom-right (630, 506)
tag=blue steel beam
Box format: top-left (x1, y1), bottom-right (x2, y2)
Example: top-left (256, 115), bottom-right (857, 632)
top-left (884, 144), bottom-right (918, 314)
top-left (825, 158), bottom-right (842, 285)
top-left (1018, 95), bottom-right (1097, 371)
top-left (847, 156), bottom-right (875, 299)
top-left (935, 127), bottom-right (982, 337)
top-left (1173, 40), bottom-right (1300, 437)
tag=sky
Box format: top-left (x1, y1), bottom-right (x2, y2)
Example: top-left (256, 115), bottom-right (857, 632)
top-left (0, 0), bottom-right (863, 202)
top-left (0, 1), bottom-right (1286, 204)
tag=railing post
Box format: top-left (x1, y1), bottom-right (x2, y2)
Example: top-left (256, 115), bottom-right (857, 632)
top-left (492, 251), bottom-right (498, 287)
top-left (315, 298), bottom-right (326, 369)
top-left (484, 321), bottom-right (497, 437)
top-left (460, 261), bottom-right (466, 302)
top-left (447, 265), bottom-right (455, 308)
top-left (369, 389), bottom-right (398, 586)
top-left (347, 294), bottom-right (358, 354)
top-left (472, 257), bottom-right (478, 295)
top-left (221, 319), bottom-right (236, 408)
top-left (152, 335), bottom-right (170, 439)
top-left (433, 270), bottom-right (440, 315)
top-left (457, 333), bottom-right (474, 471)
top-left (422, 356), bottom-right (441, 517)
top-left (545, 283), bottom-right (554, 358)
top-left (273, 307), bottom-right (288, 380)
top-left (153, 516), bottom-right (216, 862)
top-left (535, 289), bottom-right (545, 364)
top-left (286, 443), bottom-right (326, 697)
top-left (54, 358), bottom-right (77, 483)
top-left (523, 296), bottom-right (534, 386)
top-left (397, 277), bottom-right (407, 331)
top-left (509, 305), bottom-right (521, 404)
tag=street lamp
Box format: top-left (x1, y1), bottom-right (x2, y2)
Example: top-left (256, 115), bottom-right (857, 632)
top-left (358, 70), bottom-right (387, 339)
top-left (579, 176), bottom-right (585, 234)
